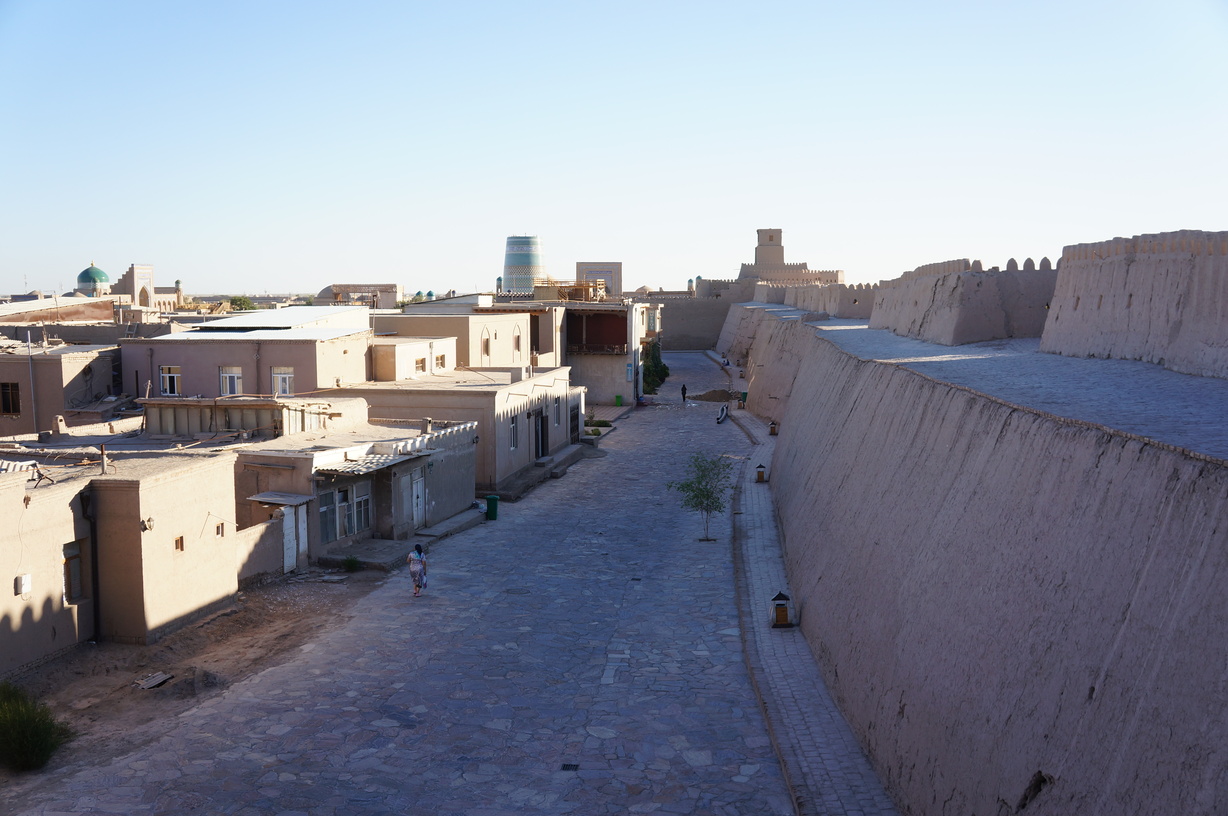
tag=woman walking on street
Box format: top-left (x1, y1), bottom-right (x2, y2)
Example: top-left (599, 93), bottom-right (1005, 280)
top-left (408, 544), bottom-right (427, 596)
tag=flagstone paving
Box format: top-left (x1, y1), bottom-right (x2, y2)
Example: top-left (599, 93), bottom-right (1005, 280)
top-left (8, 351), bottom-right (898, 816)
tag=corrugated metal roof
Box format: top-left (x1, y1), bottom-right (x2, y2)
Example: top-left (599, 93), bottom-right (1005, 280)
top-left (246, 491), bottom-right (315, 506)
top-left (316, 453), bottom-right (425, 475)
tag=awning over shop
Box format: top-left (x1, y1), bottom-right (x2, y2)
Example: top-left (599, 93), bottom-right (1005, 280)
top-left (246, 491), bottom-right (315, 506)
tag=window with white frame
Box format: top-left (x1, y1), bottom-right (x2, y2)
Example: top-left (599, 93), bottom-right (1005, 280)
top-left (338, 487), bottom-right (353, 537)
top-left (510, 415), bottom-right (518, 449)
top-left (272, 366), bottom-right (294, 396)
top-left (319, 483), bottom-right (371, 542)
top-left (319, 490), bottom-right (337, 544)
top-left (220, 365), bottom-right (242, 396)
top-left (353, 482), bottom-right (371, 532)
top-left (159, 365), bottom-right (181, 396)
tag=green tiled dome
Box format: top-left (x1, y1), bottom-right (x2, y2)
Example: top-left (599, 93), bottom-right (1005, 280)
top-left (77, 264), bottom-right (109, 285)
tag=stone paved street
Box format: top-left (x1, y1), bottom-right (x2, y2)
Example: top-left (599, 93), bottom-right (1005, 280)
top-left (8, 351), bottom-right (898, 816)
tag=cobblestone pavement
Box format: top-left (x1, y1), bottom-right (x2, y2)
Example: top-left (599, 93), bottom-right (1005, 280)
top-left (808, 319), bottom-right (1228, 460)
top-left (731, 411), bottom-right (900, 816)
top-left (9, 351), bottom-right (898, 816)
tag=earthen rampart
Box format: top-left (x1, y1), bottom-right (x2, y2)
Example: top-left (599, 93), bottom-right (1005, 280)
top-left (1040, 230), bottom-right (1228, 378)
top-left (734, 310), bottom-right (1228, 815)
top-left (870, 258), bottom-right (1056, 345)
top-left (784, 282), bottom-right (877, 318)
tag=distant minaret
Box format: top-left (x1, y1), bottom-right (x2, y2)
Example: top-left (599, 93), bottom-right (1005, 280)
top-left (755, 229), bottom-right (785, 268)
top-left (503, 236), bottom-right (544, 296)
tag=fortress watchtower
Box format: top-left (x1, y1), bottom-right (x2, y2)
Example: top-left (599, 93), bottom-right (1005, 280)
top-left (756, 229), bottom-right (785, 268)
top-left (737, 228), bottom-right (843, 285)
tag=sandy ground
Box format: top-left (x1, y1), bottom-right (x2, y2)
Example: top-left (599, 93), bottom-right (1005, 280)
top-left (0, 568), bottom-right (387, 801)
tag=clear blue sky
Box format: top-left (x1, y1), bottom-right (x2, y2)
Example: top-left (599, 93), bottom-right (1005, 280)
top-left (2, 1), bottom-right (1225, 297)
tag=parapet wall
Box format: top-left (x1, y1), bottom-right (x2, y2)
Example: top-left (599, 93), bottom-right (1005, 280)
top-left (870, 260), bottom-right (1056, 345)
top-left (783, 282), bottom-right (877, 319)
top-left (901, 258), bottom-right (971, 280)
top-left (1040, 230), bottom-right (1228, 378)
top-left (739, 262), bottom-right (843, 285)
top-left (740, 312), bottom-right (1228, 816)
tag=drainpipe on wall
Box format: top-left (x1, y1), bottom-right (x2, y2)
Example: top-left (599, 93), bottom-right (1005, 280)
top-left (26, 330), bottom-right (39, 433)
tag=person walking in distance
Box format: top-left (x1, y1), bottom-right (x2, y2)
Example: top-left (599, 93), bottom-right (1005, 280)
top-left (407, 544), bottom-right (427, 597)
top-left (681, 384), bottom-right (688, 403)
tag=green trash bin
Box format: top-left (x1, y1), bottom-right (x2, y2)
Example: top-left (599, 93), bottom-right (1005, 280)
top-left (486, 495), bottom-right (499, 520)
top-left (615, 394), bottom-right (623, 407)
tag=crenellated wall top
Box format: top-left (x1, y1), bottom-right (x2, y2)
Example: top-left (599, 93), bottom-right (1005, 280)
top-left (1062, 229), bottom-right (1228, 263)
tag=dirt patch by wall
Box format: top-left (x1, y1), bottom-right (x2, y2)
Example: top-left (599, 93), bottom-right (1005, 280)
top-left (0, 569), bottom-right (387, 804)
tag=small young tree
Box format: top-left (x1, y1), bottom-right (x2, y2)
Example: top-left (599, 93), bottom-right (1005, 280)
top-left (667, 453), bottom-right (734, 540)
top-left (229, 295), bottom-right (255, 311)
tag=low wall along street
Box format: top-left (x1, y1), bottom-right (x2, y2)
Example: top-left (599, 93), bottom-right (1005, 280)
top-left (726, 309), bottom-right (1228, 816)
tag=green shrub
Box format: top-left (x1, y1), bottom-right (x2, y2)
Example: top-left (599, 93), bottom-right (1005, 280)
top-left (343, 555), bottom-right (361, 572)
top-left (641, 339), bottom-right (669, 394)
top-left (584, 419), bottom-right (611, 427)
top-left (0, 682), bottom-right (74, 772)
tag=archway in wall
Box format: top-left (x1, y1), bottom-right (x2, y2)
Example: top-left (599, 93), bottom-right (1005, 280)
top-left (480, 327), bottom-right (492, 365)
top-left (138, 287), bottom-right (151, 307)
top-left (512, 326), bottom-right (522, 363)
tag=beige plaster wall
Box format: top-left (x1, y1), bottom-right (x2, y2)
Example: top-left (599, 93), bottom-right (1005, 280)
top-left (123, 334), bottom-right (370, 398)
top-left (742, 315), bottom-right (1228, 815)
top-left (374, 312), bottom-right (532, 368)
top-left (870, 262), bottom-right (1057, 345)
top-left (0, 348), bottom-right (118, 435)
top-left (93, 456), bottom-right (239, 644)
top-left (567, 354), bottom-right (637, 405)
top-left (0, 476), bottom-right (94, 678)
top-left (371, 337), bottom-right (457, 381)
top-left (1040, 230), bottom-right (1228, 378)
top-left (233, 518), bottom-right (285, 584)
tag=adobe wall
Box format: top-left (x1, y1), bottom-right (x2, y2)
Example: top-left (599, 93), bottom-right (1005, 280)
top-left (715, 302), bottom-right (774, 366)
top-left (657, 297), bottom-right (732, 350)
top-left (870, 259), bottom-right (1057, 345)
top-left (743, 315), bottom-right (1228, 815)
top-left (234, 518), bottom-right (285, 585)
top-left (0, 476), bottom-right (94, 678)
top-left (783, 282), bottom-right (877, 319)
top-left (1040, 230), bottom-right (1228, 378)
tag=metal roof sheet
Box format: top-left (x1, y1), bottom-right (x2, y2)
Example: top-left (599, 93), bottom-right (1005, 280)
top-left (316, 453), bottom-right (425, 475)
top-left (246, 491), bottom-right (316, 506)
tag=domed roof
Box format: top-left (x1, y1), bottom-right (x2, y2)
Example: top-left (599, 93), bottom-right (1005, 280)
top-left (77, 264), bottom-right (109, 285)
